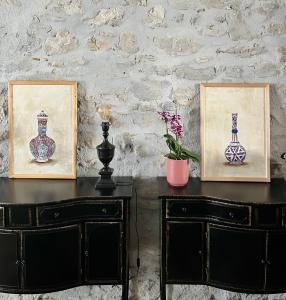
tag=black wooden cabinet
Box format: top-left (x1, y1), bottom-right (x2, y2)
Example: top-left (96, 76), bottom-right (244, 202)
top-left (166, 222), bottom-right (204, 283)
top-left (159, 178), bottom-right (286, 299)
top-left (22, 225), bottom-right (81, 290)
top-left (0, 230), bottom-right (19, 290)
top-left (0, 177), bottom-right (132, 299)
top-left (266, 231), bottom-right (286, 290)
top-left (85, 222), bottom-right (122, 283)
top-left (208, 224), bottom-right (265, 291)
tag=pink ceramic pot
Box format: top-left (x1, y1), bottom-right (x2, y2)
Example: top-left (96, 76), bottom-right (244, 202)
top-left (166, 158), bottom-right (189, 187)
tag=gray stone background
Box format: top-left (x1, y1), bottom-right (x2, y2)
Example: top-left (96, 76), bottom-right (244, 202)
top-left (0, 0), bottom-right (286, 299)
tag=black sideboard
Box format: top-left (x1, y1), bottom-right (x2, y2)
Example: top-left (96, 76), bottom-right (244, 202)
top-left (158, 177), bottom-right (286, 299)
top-left (0, 177), bottom-right (133, 300)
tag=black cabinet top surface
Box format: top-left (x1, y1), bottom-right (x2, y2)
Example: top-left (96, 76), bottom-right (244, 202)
top-left (0, 177), bottom-right (133, 205)
top-left (158, 177), bottom-right (286, 205)
top-left (1, 176), bottom-right (286, 205)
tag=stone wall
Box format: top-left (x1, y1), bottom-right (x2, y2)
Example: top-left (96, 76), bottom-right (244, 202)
top-left (0, 0), bottom-right (286, 299)
top-left (0, 0), bottom-right (286, 178)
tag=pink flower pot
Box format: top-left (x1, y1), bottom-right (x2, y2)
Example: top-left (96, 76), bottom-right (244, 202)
top-left (166, 158), bottom-right (189, 187)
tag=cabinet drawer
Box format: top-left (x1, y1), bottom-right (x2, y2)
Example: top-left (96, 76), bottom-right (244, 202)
top-left (281, 207), bottom-right (286, 227)
top-left (37, 201), bottom-right (123, 225)
top-left (0, 207), bottom-right (4, 227)
top-left (167, 200), bottom-right (250, 225)
top-left (9, 206), bottom-right (32, 227)
top-left (254, 206), bottom-right (279, 227)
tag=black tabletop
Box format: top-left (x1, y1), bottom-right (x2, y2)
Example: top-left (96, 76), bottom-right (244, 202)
top-left (1, 177), bottom-right (286, 205)
top-left (158, 177), bottom-right (286, 204)
top-left (0, 177), bottom-right (133, 205)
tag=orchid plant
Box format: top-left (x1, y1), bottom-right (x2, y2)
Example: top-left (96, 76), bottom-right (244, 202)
top-left (158, 111), bottom-right (199, 162)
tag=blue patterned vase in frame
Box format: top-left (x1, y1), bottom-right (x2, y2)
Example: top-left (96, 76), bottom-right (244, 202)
top-left (225, 113), bottom-right (246, 165)
top-left (29, 111), bottom-right (56, 163)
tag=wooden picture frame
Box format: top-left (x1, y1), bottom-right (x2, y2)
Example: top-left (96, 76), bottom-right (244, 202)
top-left (200, 83), bottom-right (270, 182)
top-left (8, 80), bottom-right (77, 179)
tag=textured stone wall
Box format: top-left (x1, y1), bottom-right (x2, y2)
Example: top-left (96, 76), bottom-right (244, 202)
top-left (0, 0), bottom-right (286, 178)
top-left (0, 0), bottom-right (286, 299)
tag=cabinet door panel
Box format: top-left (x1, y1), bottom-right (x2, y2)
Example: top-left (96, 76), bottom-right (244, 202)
top-left (0, 230), bottom-right (19, 289)
top-left (85, 222), bottom-right (122, 283)
top-left (267, 231), bottom-right (286, 290)
top-left (23, 225), bottom-right (81, 290)
top-left (208, 224), bottom-right (265, 290)
top-left (166, 222), bottom-right (203, 282)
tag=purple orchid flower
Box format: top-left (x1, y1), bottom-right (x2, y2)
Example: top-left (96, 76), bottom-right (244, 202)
top-left (157, 111), bottom-right (172, 123)
top-left (170, 119), bottom-right (183, 138)
top-left (170, 114), bottom-right (181, 122)
top-left (158, 111), bottom-right (183, 139)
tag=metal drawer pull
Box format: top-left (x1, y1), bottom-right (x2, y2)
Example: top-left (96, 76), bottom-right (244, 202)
top-left (181, 207), bottom-right (187, 213)
top-left (16, 260), bottom-right (26, 266)
top-left (54, 212), bottom-right (60, 219)
top-left (228, 212), bottom-right (234, 218)
top-left (198, 250), bottom-right (202, 255)
top-left (261, 259), bottom-right (268, 264)
top-left (102, 208), bottom-right (107, 214)
top-left (261, 259), bottom-right (271, 265)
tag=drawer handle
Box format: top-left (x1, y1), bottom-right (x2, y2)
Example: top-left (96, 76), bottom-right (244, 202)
top-left (261, 259), bottom-right (268, 265)
top-left (198, 250), bottom-right (202, 255)
top-left (228, 212), bottom-right (234, 218)
top-left (54, 212), bottom-right (60, 219)
top-left (181, 207), bottom-right (187, 213)
top-left (102, 208), bottom-right (107, 214)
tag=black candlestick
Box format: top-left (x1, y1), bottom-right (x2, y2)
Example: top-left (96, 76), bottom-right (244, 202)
top-left (95, 122), bottom-right (116, 189)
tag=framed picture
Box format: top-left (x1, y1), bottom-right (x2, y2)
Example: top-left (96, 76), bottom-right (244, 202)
top-left (8, 80), bottom-right (77, 179)
top-left (200, 83), bottom-right (270, 182)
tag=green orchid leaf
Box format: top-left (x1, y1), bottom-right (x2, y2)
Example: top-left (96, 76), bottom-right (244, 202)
top-left (164, 153), bottom-right (178, 160)
top-left (163, 134), bottom-right (173, 139)
top-left (163, 133), bottom-right (199, 162)
top-left (181, 148), bottom-right (200, 162)
top-left (165, 138), bottom-right (176, 153)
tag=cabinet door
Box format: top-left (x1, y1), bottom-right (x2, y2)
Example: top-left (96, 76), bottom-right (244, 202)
top-left (0, 230), bottom-right (20, 289)
top-left (22, 224), bottom-right (81, 291)
top-left (85, 222), bottom-right (122, 283)
top-left (266, 231), bottom-right (286, 290)
top-left (208, 224), bottom-right (265, 291)
top-left (166, 222), bottom-right (204, 282)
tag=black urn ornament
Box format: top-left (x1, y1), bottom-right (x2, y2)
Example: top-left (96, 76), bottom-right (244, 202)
top-left (95, 121), bottom-right (116, 189)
